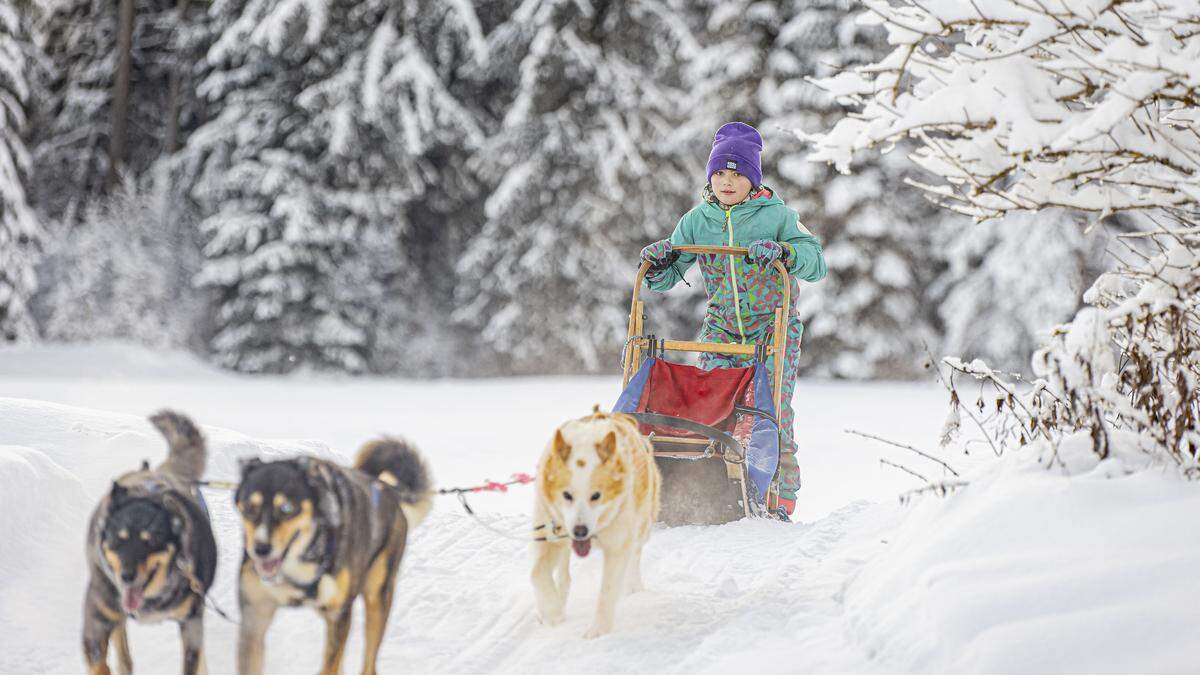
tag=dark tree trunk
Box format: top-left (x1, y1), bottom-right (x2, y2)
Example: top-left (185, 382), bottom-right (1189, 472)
top-left (164, 0), bottom-right (191, 155)
top-left (107, 0), bottom-right (135, 188)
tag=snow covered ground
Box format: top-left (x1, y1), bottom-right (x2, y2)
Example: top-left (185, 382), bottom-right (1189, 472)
top-left (1, 342), bottom-right (1196, 674)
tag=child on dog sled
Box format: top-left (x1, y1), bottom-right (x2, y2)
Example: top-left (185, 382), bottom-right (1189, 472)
top-left (639, 121), bottom-right (827, 518)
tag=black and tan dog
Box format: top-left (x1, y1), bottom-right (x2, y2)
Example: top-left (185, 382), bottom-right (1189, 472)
top-left (234, 438), bottom-right (433, 675)
top-left (82, 411), bottom-right (217, 675)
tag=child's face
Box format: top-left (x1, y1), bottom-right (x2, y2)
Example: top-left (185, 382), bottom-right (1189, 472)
top-left (710, 169), bottom-right (753, 206)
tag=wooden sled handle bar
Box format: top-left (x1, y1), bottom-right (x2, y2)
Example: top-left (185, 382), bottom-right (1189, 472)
top-left (673, 245), bottom-right (750, 256)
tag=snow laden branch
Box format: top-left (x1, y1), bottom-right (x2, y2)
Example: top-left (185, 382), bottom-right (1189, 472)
top-left (802, 0), bottom-right (1200, 221)
top-left (801, 0), bottom-right (1200, 471)
top-left (846, 427), bottom-right (961, 476)
top-left (845, 426), bottom-right (968, 501)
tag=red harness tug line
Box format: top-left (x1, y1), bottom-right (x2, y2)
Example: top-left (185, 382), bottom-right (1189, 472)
top-left (437, 472), bottom-right (535, 495)
top-left (436, 473), bottom-right (565, 542)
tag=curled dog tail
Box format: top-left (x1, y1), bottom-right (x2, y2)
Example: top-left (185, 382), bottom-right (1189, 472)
top-left (150, 410), bottom-right (206, 482)
top-left (355, 438), bottom-right (434, 529)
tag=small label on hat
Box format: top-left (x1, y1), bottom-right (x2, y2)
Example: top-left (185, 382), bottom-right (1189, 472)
top-left (725, 160), bottom-right (738, 170)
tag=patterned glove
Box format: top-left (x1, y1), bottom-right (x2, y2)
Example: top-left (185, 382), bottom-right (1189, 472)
top-left (746, 240), bottom-right (786, 266)
top-left (640, 239), bottom-right (675, 269)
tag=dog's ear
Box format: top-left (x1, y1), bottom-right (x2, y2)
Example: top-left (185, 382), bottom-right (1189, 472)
top-left (596, 431), bottom-right (617, 464)
top-left (605, 454), bottom-right (627, 492)
top-left (553, 430), bottom-right (570, 462)
top-left (239, 457), bottom-right (263, 477)
top-left (108, 481), bottom-right (130, 509)
top-left (235, 457), bottom-right (263, 505)
top-left (300, 459), bottom-right (341, 526)
top-left (297, 456), bottom-right (323, 485)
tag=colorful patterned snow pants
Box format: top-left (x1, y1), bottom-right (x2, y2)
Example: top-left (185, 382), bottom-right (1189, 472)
top-left (698, 317), bottom-right (804, 502)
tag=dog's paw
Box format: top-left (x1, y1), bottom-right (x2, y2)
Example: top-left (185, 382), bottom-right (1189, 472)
top-left (582, 623), bottom-right (611, 639)
top-left (537, 609), bottom-right (565, 626)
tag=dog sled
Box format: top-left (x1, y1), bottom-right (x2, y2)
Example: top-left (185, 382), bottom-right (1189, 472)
top-left (613, 245), bottom-right (792, 526)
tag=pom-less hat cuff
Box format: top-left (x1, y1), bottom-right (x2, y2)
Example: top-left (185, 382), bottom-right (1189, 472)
top-left (707, 154), bottom-right (762, 186)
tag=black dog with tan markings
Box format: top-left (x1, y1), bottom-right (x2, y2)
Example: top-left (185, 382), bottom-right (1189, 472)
top-left (82, 411), bottom-right (217, 675)
top-left (234, 438), bottom-right (433, 675)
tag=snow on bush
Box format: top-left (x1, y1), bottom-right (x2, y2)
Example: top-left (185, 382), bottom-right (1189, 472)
top-left (802, 0), bottom-right (1200, 221)
top-left (34, 174), bottom-right (204, 349)
top-left (942, 229), bottom-right (1199, 470)
top-left (804, 0), bottom-right (1200, 470)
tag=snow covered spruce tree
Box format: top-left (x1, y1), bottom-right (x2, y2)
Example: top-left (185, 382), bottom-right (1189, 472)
top-left (754, 0), bottom-right (952, 378)
top-left (358, 0), bottom-right (495, 375)
top-left (35, 0), bottom-right (198, 221)
top-left (0, 1), bottom-right (42, 342)
top-left (187, 0), bottom-right (488, 373)
top-left (33, 0), bottom-right (114, 218)
top-left (453, 0), bottom-right (694, 374)
top-left (805, 1), bottom-right (1200, 466)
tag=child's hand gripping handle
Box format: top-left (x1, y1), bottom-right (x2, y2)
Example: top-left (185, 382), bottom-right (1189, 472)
top-left (639, 239), bottom-right (678, 272)
top-left (639, 245), bottom-right (789, 287)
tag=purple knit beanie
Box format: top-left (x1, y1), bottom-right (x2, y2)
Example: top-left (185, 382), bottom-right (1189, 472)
top-left (706, 122), bottom-right (763, 187)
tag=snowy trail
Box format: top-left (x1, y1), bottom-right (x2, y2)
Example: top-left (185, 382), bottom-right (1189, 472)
top-left (0, 392), bottom-right (908, 674)
top-left (130, 496), bottom-right (901, 674)
top-left (379, 503), bottom-right (895, 674)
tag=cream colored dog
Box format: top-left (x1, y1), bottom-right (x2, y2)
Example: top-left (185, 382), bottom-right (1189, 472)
top-left (531, 411), bottom-right (661, 638)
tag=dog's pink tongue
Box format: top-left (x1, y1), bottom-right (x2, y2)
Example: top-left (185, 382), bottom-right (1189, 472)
top-left (258, 558), bottom-right (282, 578)
top-left (123, 585), bottom-right (144, 612)
top-left (571, 538), bottom-right (592, 557)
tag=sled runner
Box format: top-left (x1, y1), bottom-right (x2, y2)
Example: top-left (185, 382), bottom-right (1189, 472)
top-left (613, 245), bottom-right (791, 525)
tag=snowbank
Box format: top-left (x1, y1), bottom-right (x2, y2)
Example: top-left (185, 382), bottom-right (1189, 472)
top-left (0, 444), bottom-right (90, 670)
top-left (847, 439), bottom-right (1200, 674)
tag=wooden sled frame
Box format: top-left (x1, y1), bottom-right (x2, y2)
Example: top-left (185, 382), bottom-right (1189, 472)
top-left (621, 245), bottom-right (792, 521)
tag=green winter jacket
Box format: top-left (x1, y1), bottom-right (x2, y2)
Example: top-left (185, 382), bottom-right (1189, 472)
top-left (646, 187), bottom-right (826, 342)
